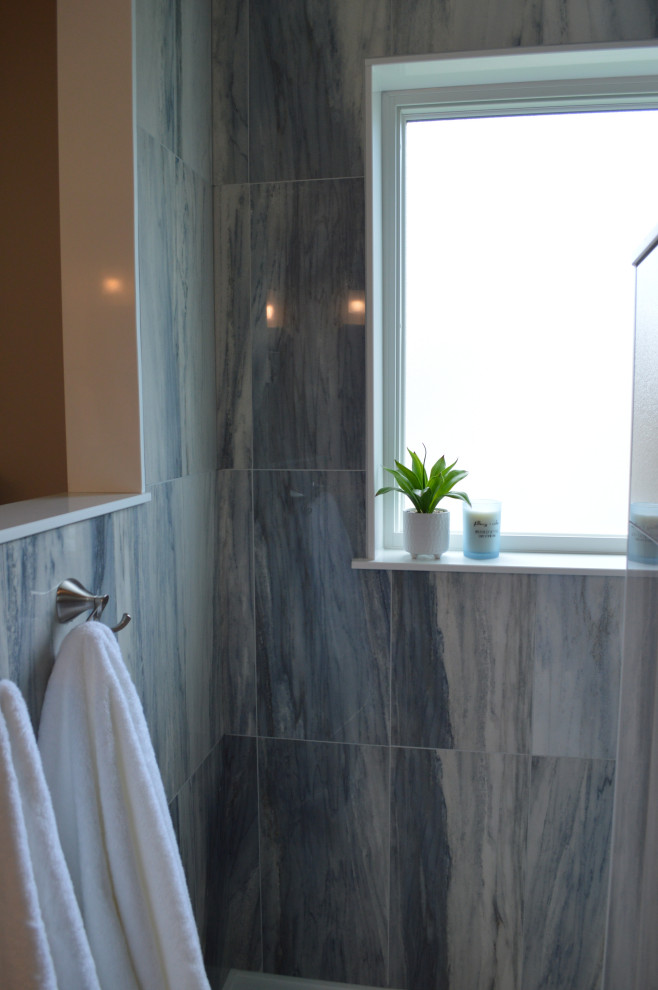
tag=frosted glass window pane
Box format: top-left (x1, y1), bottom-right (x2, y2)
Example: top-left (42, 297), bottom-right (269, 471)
top-left (404, 110), bottom-right (658, 537)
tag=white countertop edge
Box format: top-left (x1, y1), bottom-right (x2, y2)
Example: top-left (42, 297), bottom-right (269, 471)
top-left (352, 549), bottom-right (627, 576)
top-left (0, 492), bottom-right (151, 545)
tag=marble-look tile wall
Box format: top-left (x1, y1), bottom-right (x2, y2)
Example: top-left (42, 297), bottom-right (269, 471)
top-left (0, 0), bottom-right (221, 979)
top-left (213, 0), bottom-right (656, 987)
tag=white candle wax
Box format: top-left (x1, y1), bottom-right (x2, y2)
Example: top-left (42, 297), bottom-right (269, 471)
top-left (463, 500), bottom-right (501, 559)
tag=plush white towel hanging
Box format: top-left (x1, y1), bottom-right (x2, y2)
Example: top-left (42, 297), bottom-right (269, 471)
top-left (0, 679), bottom-right (100, 990)
top-left (38, 622), bottom-right (210, 990)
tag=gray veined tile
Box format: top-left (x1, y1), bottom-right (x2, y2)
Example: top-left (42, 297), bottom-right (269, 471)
top-left (174, 736), bottom-right (261, 987)
top-left (135, 0), bottom-right (212, 180)
top-left (180, 471), bottom-right (221, 772)
top-left (215, 185), bottom-right (252, 470)
top-left (254, 471), bottom-right (390, 745)
top-left (251, 179), bottom-right (366, 471)
top-left (532, 575), bottom-right (623, 759)
top-left (392, 571), bottom-right (533, 753)
top-left (249, 0), bottom-right (389, 182)
top-left (212, 0), bottom-right (248, 185)
top-left (390, 0), bottom-right (658, 55)
top-left (390, 747), bottom-right (527, 990)
top-left (215, 736), bottom-right (261, 980)
top-left (523, 756), bottom-right (615, 990)
top-left (0, 516), bottom-right (113, 730)
top-left (135, 0), bottom-right (177, 152)
top-left (179, 0), bottom-right (212, 182)
top-left (114, 480), bottom-right (188, 802)
top-left (175, 157), bottom-right (216, 477)
top-left (137, 128), bottom-right (181, 487)
top-left (218, 470), bottom-right (256, 737)
top-left (259, 738), bottom-right (389, 986)
top-left (605, 570), bottom-right (658, 990)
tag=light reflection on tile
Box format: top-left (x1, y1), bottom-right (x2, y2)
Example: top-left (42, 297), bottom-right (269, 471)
top-left (251, 179), bottom-right (366, 471)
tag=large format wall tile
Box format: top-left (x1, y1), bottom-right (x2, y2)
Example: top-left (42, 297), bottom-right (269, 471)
top-left (212, 0), bottom-right (248, 185)
top-left (179, 0), bottom-right (212, 182)
top-left (392, 572), bottom-right (533, 753)
top-left (181, 472), bottom-right (221, 772)
top-left (175, 157), bottom-right (217, 477)
top-left (259, 738), bottom-right (389, 985)
top-left (0, 516), bottom-right (113, 728)
top-left (218, 470), bottom-right (256, 736)
top-left (136, 0), bottom-right (212, 181)
top-left (139, 129), bottom-right (216, 485)
top-left (249, 0), bottom-right (389, 182)
top-left (605, 571), bottom-right (658, 990)
top-left (173, 736), bottom-right (261, 989)
top-left (523, 756), bottom-right (615, 990)
top-left (214, 736), bottom-right (262, 983)
top-left (251, 179), bottom-right (366, 471)
top-left (138, 129), bottom-right (181, 486)
top-left (390, 0), bottom-right (658, 55)
top-left (532, 575), bottom-right (623, 759)
top-left (254, 471), bottom-right (390, 745)
top-left (390, 747), bottom-right (527, 990)
top-left (113, 481), bottom-right (188, 801)
top-left (215, 184), bottom-right (252, 470)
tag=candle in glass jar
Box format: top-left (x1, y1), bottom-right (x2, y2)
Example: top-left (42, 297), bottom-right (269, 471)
top-left (463, 499), bottom-right (501, 559)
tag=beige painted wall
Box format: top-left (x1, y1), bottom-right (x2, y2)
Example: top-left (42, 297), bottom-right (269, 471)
top-left (0, 0), bottom-right (68, 503)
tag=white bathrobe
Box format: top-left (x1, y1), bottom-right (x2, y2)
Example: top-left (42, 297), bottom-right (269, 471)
top-left (38, 622), bottom-right (210, 990)
top-left (0, 678), bottom-right (100, 990)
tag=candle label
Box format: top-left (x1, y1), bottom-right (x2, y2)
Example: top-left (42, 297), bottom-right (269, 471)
top-left (471, 519), bottom-right (499, 540)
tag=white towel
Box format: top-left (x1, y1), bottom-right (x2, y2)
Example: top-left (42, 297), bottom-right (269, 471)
top-left (38, 622), bottom-right (210, 990)
top-left (0, 679), bottom-right (100, 990)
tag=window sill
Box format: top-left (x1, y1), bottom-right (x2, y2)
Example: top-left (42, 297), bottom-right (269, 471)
top-left (0, 492), bottom-right (151, 546)
top-left (352, 549), bottom-right (626, 576)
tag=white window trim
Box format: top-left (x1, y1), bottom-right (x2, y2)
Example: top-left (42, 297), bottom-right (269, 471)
top-left (363, 41), bottom-right (658, 567)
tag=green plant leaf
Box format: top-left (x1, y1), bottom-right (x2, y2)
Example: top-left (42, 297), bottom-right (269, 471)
top-left (429, 455), bottom-right (446, 479)
top-left (408, 449), bottom-right (427, 487)
top-left (445, 490), bottom-right (471, 505)
top-left (376, 447), bottom-right (470, 514)
top-left (384, 468), bottom-right (417, 496)
top-left (393, 461), bottom-right (422, 489)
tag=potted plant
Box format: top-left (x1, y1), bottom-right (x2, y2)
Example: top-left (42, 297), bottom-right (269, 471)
top-left (376, 447), bottom-right (470, 558)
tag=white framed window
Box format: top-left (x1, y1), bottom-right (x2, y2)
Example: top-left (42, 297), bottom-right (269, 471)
top-left (366, 43), bottom-right (658, 558)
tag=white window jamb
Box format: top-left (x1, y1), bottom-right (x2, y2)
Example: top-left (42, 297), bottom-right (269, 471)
top-left (368, 45), bottom-right (658, 558)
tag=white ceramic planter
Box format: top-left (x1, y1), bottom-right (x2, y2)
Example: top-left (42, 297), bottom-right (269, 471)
top-left (403, 508), bottom-right (450, 559)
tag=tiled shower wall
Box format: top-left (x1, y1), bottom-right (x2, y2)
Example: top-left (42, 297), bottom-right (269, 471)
top-left (0, 0), bottom-right (222, 978)
top-left (212, 0), bottom-right (658, 987)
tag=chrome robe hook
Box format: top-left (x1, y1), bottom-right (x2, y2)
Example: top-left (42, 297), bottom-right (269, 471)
top-left (56, 579), bottom-right (131, 633)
